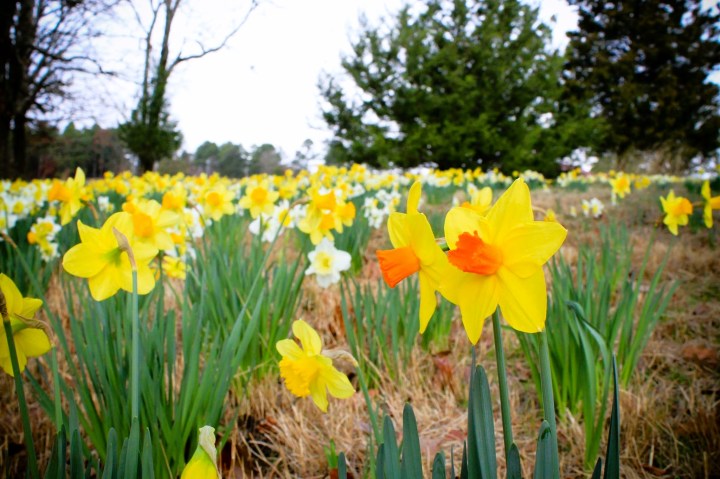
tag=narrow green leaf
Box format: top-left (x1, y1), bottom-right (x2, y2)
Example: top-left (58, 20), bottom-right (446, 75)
top-left (400, 404), bottom-right (423, 479)
top-left (506, 443), bottom-right (522, 479)
top-left (603, 357), bottom-right (620, 479)
top-left (123, 418), bottom-right (141, 477)
top-left (141, 429), bottom-right (155, 479)
top-left (70, 427), bottom-right (83, 479)
top-left (103, 428), bottom-right (118, 479)
top-left (432, 452), bottom-right (446, 479)
top-left (338, 452), bottom-right (347, 479)
top-left (382, 415), bottom-right (400, 479)
top-left (590, 458), bottom-right (602, 479)
top-left (533, 420), bottom-right (552, 479)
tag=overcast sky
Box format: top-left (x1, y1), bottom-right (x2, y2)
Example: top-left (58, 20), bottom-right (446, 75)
top-left (78, 1), bottom-right (580, 159)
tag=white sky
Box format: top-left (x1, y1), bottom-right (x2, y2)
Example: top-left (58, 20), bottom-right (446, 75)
top-left (81, 0), bottom-right (580, 159)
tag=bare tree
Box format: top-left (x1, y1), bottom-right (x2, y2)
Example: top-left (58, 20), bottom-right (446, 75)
top-left (119, 0), bottom-right (258, 173)
top-left (0, 0), bottom-right (118, 178)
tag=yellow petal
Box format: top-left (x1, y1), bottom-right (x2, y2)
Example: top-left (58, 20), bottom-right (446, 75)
top-left (63, 244), bottom-right (106, 278)
top-left (406, 181), bottom-right (422, 214)
top-left (418, 271), bottom-right (437, 333)
top-left (406, 213), bottom-right (442, 266)
top-left (19, 298), bottom-right (43, 319)
top-left (88, 267), bottom-right (121, 301)
top-left (322, 365), bottom-right (355, 399)
top-left (276, 339), bottom-right (304, 360)
top-left (0, 333), bottom-right (27, 375)
top-left (502, 222), bottom-right (567, 277)
top-left (701, 180), bottom-right (710, 201)
top-left (497, 267), bottom-right (547, 333)
top-left (0, 274), bottom-right (23, 316)
top-left (387, 212), bottom-right (410, 248)
top-left (14, 328), bottom-right (51, 358)
top-left (76, 220), bottom-right (101, 245)
top-left (134, 263), bottom-right (156, 295)
top-left (485, 178), bottom-right (533, 243)
top-left (309, 378), bottom-right (329, 412)
top-left (441, 269), bottom-right (498, 344)
top-left (444, 207), bottom-right (489, 249)
top-left (293, 320), bottom-right (322, 355)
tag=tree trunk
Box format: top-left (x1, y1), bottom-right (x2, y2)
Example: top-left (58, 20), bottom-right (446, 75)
top-left (13, 113), bottom-right (30, 178)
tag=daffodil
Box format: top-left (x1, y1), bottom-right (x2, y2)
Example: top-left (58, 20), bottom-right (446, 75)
top-left (660, 190), bottom-right (693, 235)
top-left (127, 199), bottom-right (181, 251)
top-left (461, 185), bottom-right (493, 215)
top-left (201, 185), bottom-right (235, 221)
top-left (0, 274), bottom-right (51, 376)
top-left (47, 167), bottom-right (87, 225)
top-left (441, 178), bottom-right (567, 343)
top-left (62, 212), bottom-right (158, 301)
top-left (376, 181), bottom-right (450, 332)
top-left (701, 180), bottom-right (720, 228)
top-left (276, 319), bottom-right (355, 412)
top-left (609, 174), bottom-right (631, 203)
top-left (305, 238), bottom-right (351, 288)
top-left (180, 426), bottom-right (220, 479)
top-left (238, 180), bottom-right (279, 218)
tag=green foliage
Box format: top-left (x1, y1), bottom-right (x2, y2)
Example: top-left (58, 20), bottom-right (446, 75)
top-left (339, 363), bottom-right (622, 478)
top-left (516, 223), bottom-right (676, 468)
top-left (339, 276), bottom-right (454, 387)
top-left (564, 0), bottom-right (720, 169)
top-left (320, 0), bottom-right (576, 175)
top-left (194, 141), bottom-right (249, 178)
top-left (249, 143), bottom-right (283, 176)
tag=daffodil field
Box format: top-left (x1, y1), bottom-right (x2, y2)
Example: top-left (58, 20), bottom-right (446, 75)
top-left (1, 165), bottom-right (719, 478)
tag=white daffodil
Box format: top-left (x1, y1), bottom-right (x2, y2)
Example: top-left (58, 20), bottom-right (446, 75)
top-left (305, 238), bottom-right (351, 288)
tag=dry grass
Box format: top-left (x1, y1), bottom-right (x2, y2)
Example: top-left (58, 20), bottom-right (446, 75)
top-left (1, 185), bottom-right (719, 478)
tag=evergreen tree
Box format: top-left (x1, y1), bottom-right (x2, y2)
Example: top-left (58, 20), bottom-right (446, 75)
top-left (564, 0), bottom-right (720, 169)
top-left (320, 0), bottom-right (575, 175)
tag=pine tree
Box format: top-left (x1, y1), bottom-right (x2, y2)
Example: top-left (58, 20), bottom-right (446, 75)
top-left (320, 0), bottom-right (576, 175)
top-left (564, 0), bottom-right (720, 169)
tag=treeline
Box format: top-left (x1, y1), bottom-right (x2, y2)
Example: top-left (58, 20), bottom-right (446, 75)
top-left (27, 123), bottom-right (310, 178)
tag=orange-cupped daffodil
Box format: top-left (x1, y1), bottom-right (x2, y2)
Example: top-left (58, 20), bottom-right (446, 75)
top-left (0, 274), bottom-right (51, 376)
top-left (276, 319), bottom-right (355, 413)
top-left (441, 178), bottom-right (567, 343)
top-left (660, 190), bottom-right (693, 235)
top-left (62, 212), bottom-right (158, 301)
top-left (376, 181), bottom-right (451, 333)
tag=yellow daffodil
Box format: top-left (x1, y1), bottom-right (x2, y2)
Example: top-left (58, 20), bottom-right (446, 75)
top-left (609, 174), bottom-right (631, 202)
top-left (544, 209), bottom-right (557, 222)
top-left (162, 255), bottom-right (187, 280)
top-left (276, 319), bottom-right (355, 412)
top-left (238, 180), bottom-right (279, 218)
top-left (62, 213), bottom-right (158, 301)
top-left (441, 178), bottom-right (567, 343)
top-left (201, 185), bottom-right (235, 221)
top-left (0, 274), bottom-right (51, 376)
top-left (180, 426), bottom-right (220, 479)
top-left (128, 199), bottom-right (181, 251)
top-left (376, 182), bottom-right (451, 332)
top-left (461, 185), bottom-right (493, 215)
top-left (47, 167), bottom-right (87, 225)
top-left (660, 190), bottom-right (693, 235)
top-left (701, 180), bottom-right (720, 228)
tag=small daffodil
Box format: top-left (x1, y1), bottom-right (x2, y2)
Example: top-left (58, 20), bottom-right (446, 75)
top-left (181, 426), bottom-right (220, 479)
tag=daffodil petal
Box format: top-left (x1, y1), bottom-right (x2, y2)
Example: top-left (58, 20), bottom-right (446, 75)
top-left (387, 212), bottom-right (410, 248)
top-left (276, 339), bottom-right (304, 360)
top-left (293, 320), bottom-right (322, 355)
top-left (485, 178), bottom-right (533, 243)
top-left (497, 267), bottom-right (547, 333)
top-left (444, 207), bottom-right (488, 249)
top-left (88, 267), bottom-right (121, 301)
top-left (0, 337), bottom-right (27, 376)
top-left (63, 244), bottom-right (106, 278)
top-left (20, 298), bottom-right (43, 319)
top-left (418, 271), bottom-right (437, 333)
top-left (441, 269), bottom-right (498, 344)
top-left (406, 181), bottom-right (422, 214)
top-left (14, 328), bottom-right (51, 358)
top-left (309, 379), bottom-right (329, 412)
top-left (406, 213), bottom-right (441, 265)
top-left (0, 274), bottom-right (23, 315)
top-left (322, 366), bottom-right (355, 399)
top-left (502, 222), bottom-right (567, 277)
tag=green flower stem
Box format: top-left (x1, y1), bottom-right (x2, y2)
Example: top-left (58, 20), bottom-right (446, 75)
top-left (3, 320), bottom-right (40, 479)
top-left (539, 328), bottom-right (560, 479)
top-left (355, 363), bottom-right (381, 444)
top-left (491, 309), bottom-right (513, 460)
top-left (51, 348), bottom-right (62, 431)
top-left (131, 269), bottom-right (140, 421)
